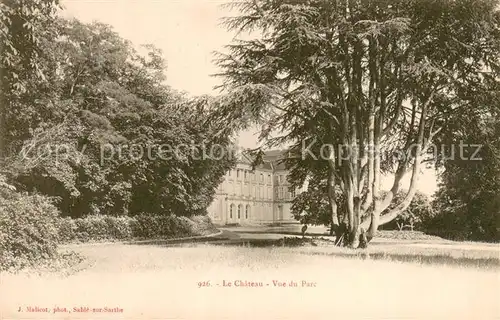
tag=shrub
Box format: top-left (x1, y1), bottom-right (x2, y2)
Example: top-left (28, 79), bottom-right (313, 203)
top-left (104, 216), bottom-right (133, 240)
top-left (74, 215), bottom-right (109, 242)
top-left (130, 214), bottom-right (192, 239)
top-left (57, 217), bottom-right (77, 243)
top-left (188, 215), bottom-right (218, 236)
top-left (129, 214), bottom-right (162, 239)
top-left (56, 215), bottom-right (134, 243)
top-left (0, 192), bottom-right (60, 271)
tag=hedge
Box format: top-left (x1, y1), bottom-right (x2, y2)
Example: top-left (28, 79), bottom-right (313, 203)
top-left (56, 213), bottom-right (218, 244)
top-left (1, 184), bottom-right (218, 271)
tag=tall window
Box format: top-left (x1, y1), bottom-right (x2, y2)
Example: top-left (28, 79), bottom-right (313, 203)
top-left (245, 205), bottom-right (250, 219)
top-left (279, 175), bottom-right (283, 183)
top-left (268, 174), bottom-right (271, 184)
top-left (229, 204), bottom-right (234, 219)
top-left (260, 173), bottom-right (264, 182)
top-left (237, 204), bottom-right (242, 219)
top-left (291, 188), bottom-right (296, 198)
top-left (237, 169), bottom-right (240, 179)
top-left (244, 170), bottom-right (247, 180)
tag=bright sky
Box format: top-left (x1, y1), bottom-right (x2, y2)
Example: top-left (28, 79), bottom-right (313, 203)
top-left (60, 0), bottom-right (438, 195)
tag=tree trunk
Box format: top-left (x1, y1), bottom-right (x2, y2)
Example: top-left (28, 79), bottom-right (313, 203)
top-left (0, 73), bottom-right (8, 161)
top-left (350, 196), bottom-right (361, 248)
top-left (327, 158), bottom-right (340, 234)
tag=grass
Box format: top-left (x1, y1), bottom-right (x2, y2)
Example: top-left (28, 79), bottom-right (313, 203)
top-left (1, 238), bottom-right (498, 320)
top-left (162, 236), bottom-right (499, 270)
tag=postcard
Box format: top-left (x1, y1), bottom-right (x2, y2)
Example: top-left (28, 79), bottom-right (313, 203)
top-left (1, 0), bottom-right (499, 319)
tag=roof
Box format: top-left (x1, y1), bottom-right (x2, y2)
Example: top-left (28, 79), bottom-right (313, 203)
top-left (238, 148), bottom-right (290, 172)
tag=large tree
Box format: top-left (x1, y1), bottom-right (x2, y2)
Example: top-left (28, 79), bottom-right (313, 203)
top-left (0, 0), bottom-right (61, 158)
top-left (214, 0), bottom-right (500, 247)
top-left (3, 17), bottom-right (235, 218)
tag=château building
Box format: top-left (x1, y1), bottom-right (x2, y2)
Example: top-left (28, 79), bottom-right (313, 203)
top-left (207, 150), bottom-right (302, 225)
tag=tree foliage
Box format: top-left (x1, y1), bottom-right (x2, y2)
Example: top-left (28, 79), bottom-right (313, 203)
top-left (386, 190), bottom-right (434, 231)
top-left (0, 0), bottom-right (61, 158)
top-left (430, 100), bottom-right (500, 241)
top-left (2, 17), bottom-right (235, 218)
top-left (215, 0), bottom-right (500, 247)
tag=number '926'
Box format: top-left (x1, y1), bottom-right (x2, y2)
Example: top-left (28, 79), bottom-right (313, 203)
top-left (197, 281), bottom-right (211, 288)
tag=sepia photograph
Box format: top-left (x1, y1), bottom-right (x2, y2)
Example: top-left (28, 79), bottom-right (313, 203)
top-left (0, 0), bottom-right (499, 319)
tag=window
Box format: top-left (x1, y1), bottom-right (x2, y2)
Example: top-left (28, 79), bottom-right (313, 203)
top-left (260, 173), bottom-right (264, 182)
top-left (291, 188), bottom-right (296, 198)
top-left (237, 204), bottom-right (242, 219)
top-left (229, 204), bottom-right (234, 219)
top-left (237, 169), bottom-right (240, 179)
top-left (268, 174), bottom-right (271, 184)
top-left (279, 175), bottom-right (283, 184)
top-left (267, 187), bottom-right (271, 199)
top-left (278, 187), bottom-right (283, 199)
top-left (245, 205), bottom-right (250, 219)
top-left (244, 170), bottom-right (247, 180)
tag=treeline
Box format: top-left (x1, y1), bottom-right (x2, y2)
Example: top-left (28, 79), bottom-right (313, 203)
top-left (1, 13), bottom-right (235, 218)
top-left (0, 1), bottom-right (235, 270)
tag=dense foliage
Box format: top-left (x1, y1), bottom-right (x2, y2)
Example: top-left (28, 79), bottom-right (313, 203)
top-left (0, 0), bottom-right (61, 158)
top-left (56, 214), bottom-right (217, 243)
top-left (383, 191), bottom-right (434, 231)
top-left (0, 186), bottom-right (60, 271)
top-left (1, 17), bottom-right (235, 218)
top-left (430, 108), bottom-right (500, 241)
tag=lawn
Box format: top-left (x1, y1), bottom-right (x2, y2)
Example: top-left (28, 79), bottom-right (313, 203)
top-left (1, 237), bottom-right (499, 320)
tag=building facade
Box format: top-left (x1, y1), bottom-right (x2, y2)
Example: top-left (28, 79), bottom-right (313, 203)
top-left (207, 150), bottom-right (301, 225)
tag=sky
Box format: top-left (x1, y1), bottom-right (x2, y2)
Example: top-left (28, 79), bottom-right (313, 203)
top-left (60, 0), bottom-right (438, 195)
